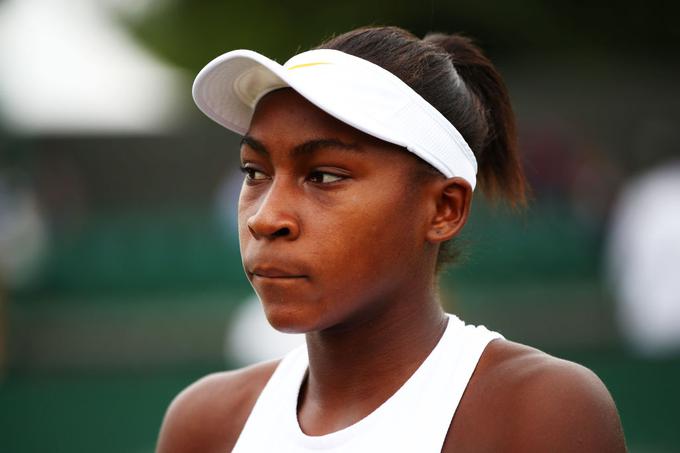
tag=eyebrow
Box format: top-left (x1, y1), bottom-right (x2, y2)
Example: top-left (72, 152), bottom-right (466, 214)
top-left (240, 135), bottom-right (362, 158)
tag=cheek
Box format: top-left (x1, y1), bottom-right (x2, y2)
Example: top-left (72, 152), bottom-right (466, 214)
top-left (314, 192), bottom-right (424, 282)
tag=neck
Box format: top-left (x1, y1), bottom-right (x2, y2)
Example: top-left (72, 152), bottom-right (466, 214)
top-left (299, 282), bottom-right (448, 434)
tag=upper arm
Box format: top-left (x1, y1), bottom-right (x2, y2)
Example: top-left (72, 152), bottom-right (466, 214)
top-left (510, 359), bottom-right (626, 452)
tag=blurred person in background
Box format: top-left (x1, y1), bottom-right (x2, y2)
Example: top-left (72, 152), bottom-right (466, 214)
top-left (157, 26), bottom-right (625, 452)
top-left (0, 166), bottom-right (49, 378)
top-left (606, 119), bottom-right (680, 357)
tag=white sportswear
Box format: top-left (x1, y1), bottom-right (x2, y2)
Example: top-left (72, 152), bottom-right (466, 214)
top-left (231, 313), bottom-right (503, 452)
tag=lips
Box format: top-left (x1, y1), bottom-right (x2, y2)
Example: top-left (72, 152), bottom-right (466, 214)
top-left (246, 262), bottom-right (308, 280)
top-left (251, 267), bottom-right (306, 279)
top-left (243, 252), bottom-right (310, 282)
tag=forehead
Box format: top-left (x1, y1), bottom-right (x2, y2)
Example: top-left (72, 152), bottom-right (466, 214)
top-left (247, 88), bottom-right (390, 148)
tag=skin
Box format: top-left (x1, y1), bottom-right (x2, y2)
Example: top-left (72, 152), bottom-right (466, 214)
top-left (156, 89), bottom-right (627, 452)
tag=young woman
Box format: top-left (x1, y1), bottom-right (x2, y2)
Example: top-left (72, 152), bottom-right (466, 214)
top-left (157, 26), bottom-right (626, 452)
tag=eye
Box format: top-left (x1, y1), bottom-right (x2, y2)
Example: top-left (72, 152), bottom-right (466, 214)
top-left (240, 166), bottom-right (268, 181)
top-left (308, 171), bottom-right (344, 184)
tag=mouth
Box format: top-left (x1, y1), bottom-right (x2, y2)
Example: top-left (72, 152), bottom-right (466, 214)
top-left (249, 267), bottom-right (307, 280)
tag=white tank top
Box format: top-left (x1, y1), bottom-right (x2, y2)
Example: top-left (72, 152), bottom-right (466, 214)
top-left (232, 313), bottom-right (502, 452)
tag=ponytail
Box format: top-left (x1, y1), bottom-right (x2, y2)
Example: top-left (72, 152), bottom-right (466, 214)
top-left (424, 33), bottom-right (527, 207)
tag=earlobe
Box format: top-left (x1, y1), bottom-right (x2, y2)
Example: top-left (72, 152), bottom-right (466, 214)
top-left (425, 177), bottom-right (472, 243)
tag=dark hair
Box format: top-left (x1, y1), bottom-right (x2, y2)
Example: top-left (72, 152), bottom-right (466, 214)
top-left (315, 26), bottom-right (527, 266)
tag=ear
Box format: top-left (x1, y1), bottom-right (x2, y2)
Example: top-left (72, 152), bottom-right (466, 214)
top-left (425, 177), bottom-right (472, 244)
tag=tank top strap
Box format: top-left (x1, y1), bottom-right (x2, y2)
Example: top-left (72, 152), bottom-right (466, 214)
top-left (402, 314), bottom-right (503, 451)
top-left (232, 344), bottom-right (309, 452)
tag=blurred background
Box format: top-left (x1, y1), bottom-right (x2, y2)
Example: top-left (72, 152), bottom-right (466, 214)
top-left (1, 0), bottom-right (679, 451)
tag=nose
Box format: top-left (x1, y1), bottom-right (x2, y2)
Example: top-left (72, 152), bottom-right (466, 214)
top-left (245, 183), bottom-right (301, 241)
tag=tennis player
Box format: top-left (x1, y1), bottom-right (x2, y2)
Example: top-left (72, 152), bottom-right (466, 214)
top-left (156, 26), bottom-right (626, 452)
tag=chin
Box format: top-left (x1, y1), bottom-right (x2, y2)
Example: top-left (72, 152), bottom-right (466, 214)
top-left (262, 303), bottom-right (321, 334)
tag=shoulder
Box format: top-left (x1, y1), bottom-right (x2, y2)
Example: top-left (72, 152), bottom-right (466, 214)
top-left (446, 339), bottom-right (626, 452)
top-left (156, 359), bottom-right (279, 453)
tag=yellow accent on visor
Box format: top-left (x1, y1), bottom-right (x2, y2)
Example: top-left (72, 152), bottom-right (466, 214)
top-left (287, 61), bottom-right (331, 70)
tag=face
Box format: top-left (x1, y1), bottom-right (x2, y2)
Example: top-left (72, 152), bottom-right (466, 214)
top-left (238, 89), bottom-right (439, 333)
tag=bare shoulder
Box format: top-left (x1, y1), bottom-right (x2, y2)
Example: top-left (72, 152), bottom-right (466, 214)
top-left (488, 340), bottom-right (626, 451)
top-left (446, 339), bottom-right (627, 452)
top-left (156, 360), bottom-right (279, 453)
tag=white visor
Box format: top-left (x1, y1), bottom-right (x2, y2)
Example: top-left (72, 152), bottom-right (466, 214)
top-left (192, 48), bottom-right (477, 189)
